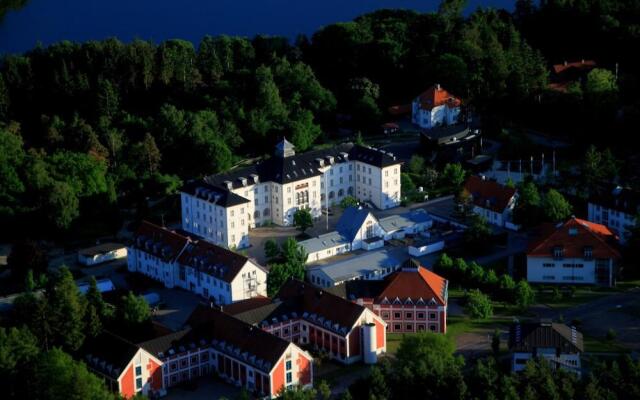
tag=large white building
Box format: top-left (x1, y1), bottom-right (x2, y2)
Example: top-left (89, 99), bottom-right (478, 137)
top-left (411, 84), bottom-right (462, 130)
top-left (180, 140), bottom-right (402, 249)
top-left (526, 218), bottom-right (620, 287)
top-left (127, 221), bottom-right (267, 304)
top-left (588, 186), bottom-right (639, 244)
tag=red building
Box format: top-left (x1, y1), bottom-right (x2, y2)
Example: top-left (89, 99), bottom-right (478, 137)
top-left (327, 259), bottom-right (448, 334)
top-left (224, 279), bottom-right (387, 364)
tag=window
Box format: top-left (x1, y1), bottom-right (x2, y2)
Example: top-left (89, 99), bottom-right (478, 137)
top-left (394, 324), bottom-right (401, 330)
top-left (405, 312), bottom-right (413, 319)
top-left (286, 360), bottom-right (292, 370)
top-left (417, 312), bottom-right (425, 319)
top-left (382, 312), bottom-right (390, 319)
top-left (429, 313), bottom-right (437, 320)
top-left (286, 372), bottom-right (292, 384)
top-left (584, 246), bottom-right (593, 259)
top-left (394, 312), bottom-right (401, 319)
top-left (136, 377), bottom-right (143, 390)
top-left (135, 365), bottom-right (142, 376)
top-left (543, 263), bottom-right (555, 268)
top-left (429, 325), bottom-right (437, 331)
top-left (543, 275), bottom-right (555, 280)
top-left (406, 324), bottom-right (413, 331)
top-left (553, 246), bottom-right (564, 259)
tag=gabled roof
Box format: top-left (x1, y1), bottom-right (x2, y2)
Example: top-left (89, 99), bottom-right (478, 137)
top-left (177, 240), bottom-right (264, 283)
top-left (527, 217), bottom-right (620, 259)
top-left (378, 209), bottom-right (432, 232)
top-left (132, 221), bottom-right (190, 262)
top-left (552, 60), bottom-right (596, 75)
top-left (178, 306), bottom-right (292, 371)
top-left (336, 207), bottom-right (375, 242)
top-left (414, 85), bottom-right (461, 111)
top-left (463, 175), bottom-right (517, 213)
top-left (82, 332), bottom-right (141, 379)
top-left (327, 259), bottom-right (448, 306)
top-left (588, 185), bottom-right (640, 216)
top-left (181, 180), bottom-right (251, 207)
top-left (509, 321), bottom-right (584, 353)
top-left (310, 247), bottom-right (408, 283)
top-left (224, 279), bottom-right (368, 335)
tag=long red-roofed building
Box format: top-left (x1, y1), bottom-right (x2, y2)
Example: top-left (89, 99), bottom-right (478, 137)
top-left (327, 259), bottom-right (449, 334)
top-left (527, 217), bottom-right (620, 286)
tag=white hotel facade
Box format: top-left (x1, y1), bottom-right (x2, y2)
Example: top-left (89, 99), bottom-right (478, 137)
top-left (181, 140), bottom-right (402, 249)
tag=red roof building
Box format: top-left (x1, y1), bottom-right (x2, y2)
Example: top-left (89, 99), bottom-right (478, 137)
top-left (527, 217), bottom-right (620, 287)
top-left (327, 259), bottom-right (449, 334)
top-left (548, 60), bottom-right (597, 93)
top-left (463, 175), bottom-right (518, 227)
top-left (411, 84), bottom-right (462, 130)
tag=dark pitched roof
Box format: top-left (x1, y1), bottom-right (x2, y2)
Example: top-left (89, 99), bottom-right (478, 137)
top-left (527, 217), bottom-right (620, 259)
top-left (336, 207), bottom-right (374, 242)
top-left (189, 143), bottom-right (401, 200)
top-left (82, 332), bottom-right (141, 379)
top-left (181, 180), bottom-right (250, 207)
top-left (183, 306), bottom-right (291, 371)
top-left (589, 186), bottom-right (640, 216)
top-left (177, 240), bottom-right (264, 283)
top-left (463, 175), bottom-right (517, 213)
top-left (222, 279), bottom-right (368, 335)
top-left (132, 221), bottom-right (190, 262)
top-left (509, 321), bottom-right (584, 353)
top-left (137, 329), bottom-right (192, 358)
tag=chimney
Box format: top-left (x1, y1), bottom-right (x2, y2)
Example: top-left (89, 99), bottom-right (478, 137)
top-left (564, 60), bottom-right (568, 66)
top-left (436, 83), bottom-right (441, 90)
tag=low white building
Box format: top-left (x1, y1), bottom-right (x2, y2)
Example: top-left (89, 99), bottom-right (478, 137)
top-left (78, 243), bottom-right (127, 266)
top-left (180, 140), bottom-right (402, 249)
top-left (127, 221), bottom-right (267, 304)
top-left (588, 186), bottom-right (639, 244)
top-left (411, 84), bottom-right (462, 130)
top-left (526, 218), bottom-right (620, 287)
top-left (463, 175), bottom-right (517, 228)
top-left (379, 209), bottom-right (433, 239)
top-left (509, 321), bottom-right (583, 376)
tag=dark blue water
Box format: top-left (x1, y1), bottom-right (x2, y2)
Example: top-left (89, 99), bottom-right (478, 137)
top-left (0, 0), bottom-right (514, 54)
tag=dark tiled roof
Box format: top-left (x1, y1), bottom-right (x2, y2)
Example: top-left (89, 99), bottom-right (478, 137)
top-left (463, 175), bottom-right (517, 213)
top-left (137, 329), bottom-right (192, 358)
top-left (132, 221), bottom-right (190, 262)
top-left (222, 279), bottom-right (368, 335)
top-left (194, 143), bottom-right (401, 196)
top-left (181, 180), bottom-right (250, 207)
top-left (221, 296), bottom-right (272, 315)
top-left (177, 240), bottom-right (264, 283)
top-left (527, 218), bottom-right (620, 259)
top-left (83, 332), bottom-right (140, 379)
top-left (183, 306), bottom-right (291, 370)
top-left (589, 186), bottom-right (640, 216)
top-left (509, 321), bottom-right (584, 353)
top-left (325, 280), bottom-right (387, 300)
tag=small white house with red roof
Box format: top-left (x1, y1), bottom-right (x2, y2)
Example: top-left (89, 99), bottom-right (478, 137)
top-left (527, 217), bottom-right (621, 287)
top-left (463, 175), bottom-right (518, 228)
top-left (411, 84), bottom-right (462, 129)
top-left (327, 259), bottom-right (448, 334)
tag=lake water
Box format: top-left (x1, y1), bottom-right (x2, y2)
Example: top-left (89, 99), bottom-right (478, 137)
top-left (1, 0), bottom-right (514, 54)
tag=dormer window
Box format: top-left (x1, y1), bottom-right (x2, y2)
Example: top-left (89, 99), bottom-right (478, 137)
top-left (553, 246), bottom-right (564, 260)
top-left (568, 227), bottom-right (578, 236)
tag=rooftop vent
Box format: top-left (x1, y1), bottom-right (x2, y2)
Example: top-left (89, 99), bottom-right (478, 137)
top-left (224, 180), bottom-right (233, 190)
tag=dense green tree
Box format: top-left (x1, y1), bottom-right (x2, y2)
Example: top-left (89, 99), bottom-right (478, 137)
top-left (515, 280), bottom-right (536, 310)
top-left (47, 267), bottom-right (87, 352)
top-left (408, 155), bottom-right (426, 175)
top-left (514, 181), bottom-right (542, 227)
top-left (0, 326), bottom-right (39, 373)
top-left (47, 181), bottom-right (80, 230)
top-left (264, 239), bottom-right (280, 262)
top-left (293, 208), bottom-right (314, 234)
top-left (32, 348), bottom-right (116, 400)
top-left (339, 196), bottom-right (359, 209)
top-left (96, 79), bottom-right (120, 117)
top-left (0, 128), bottom-right (26, 215)
top-left (464, 214), bottom-right (492, 252)
top-left (442, 163), bottom-right (466, 193)
top-left (394, 333), bottom-right (466, 400)
top-left (120, 292), bottom-right (151, 326)
top-left (543, 189), bottom-right (572, 222)
top-left (289, 110), bottom-right (321, 152)
top-left (465, 289), bottom-right (493, 320)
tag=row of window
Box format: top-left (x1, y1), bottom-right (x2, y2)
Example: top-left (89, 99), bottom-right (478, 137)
top-left (541, 275), bottom-right (585, 281)
top-left (381, 311), bottom-right (438, 321)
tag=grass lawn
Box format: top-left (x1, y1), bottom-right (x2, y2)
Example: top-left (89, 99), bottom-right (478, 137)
top-left (583, 334), bottom-right (630, 353)
top-left (446, 314), bottom-right (514, 339)
top-left (386, 333), bottom-right (405, 355)
top-left (616, 279), bottom-right (640, 291)
top-left (536, 288), bottom-right (613, 310)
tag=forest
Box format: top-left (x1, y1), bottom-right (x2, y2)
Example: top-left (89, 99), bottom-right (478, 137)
top-left (1, 0), bottom-right (639, 238)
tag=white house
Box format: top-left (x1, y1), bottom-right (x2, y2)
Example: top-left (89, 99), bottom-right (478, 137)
top-left (378, 209), bottom-right (433, 239)
top-left (526, 218), bottom-right (621, 287)
top-left (411, 84), bottom-right (462, 129)
top-left (463, 175), bottom-right (517, 228)
top-left (588, 186), bottom-right (639, 244)
top-left (180, 140), bottom-right (402, 249)
top-left (78, 243), bottom-right (127, 266)
top-left (127, 221), bottom-right (267, 304)
top-left (509, 321), bottom-right (583, 376)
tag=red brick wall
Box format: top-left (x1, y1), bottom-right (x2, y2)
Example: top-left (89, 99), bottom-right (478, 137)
top-left (271, 358), bottom-right (285, 397)
top-left (119, 364), bottom-right (135, 399)
top-left (375, 319), bottom-right (385, 350)
top-left (440, 310), bottom-right (446, 333)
